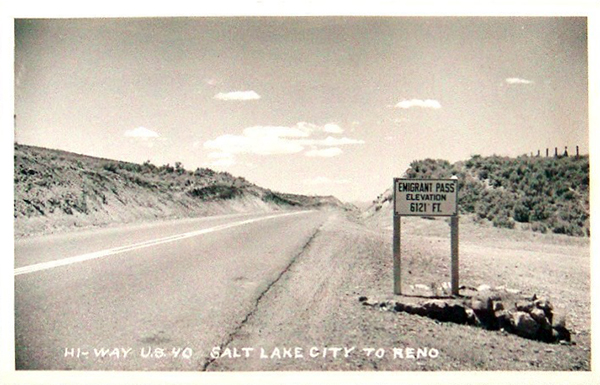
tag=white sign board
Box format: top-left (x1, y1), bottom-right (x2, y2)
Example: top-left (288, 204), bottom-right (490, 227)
top-left (394, 178), bottom-right (458, 217)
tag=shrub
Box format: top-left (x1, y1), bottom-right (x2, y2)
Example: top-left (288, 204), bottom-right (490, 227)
top-left (493, 214), bottom-right (515, 229)
top-left (174, 162), bottom-right (185, 175)
top-left (188, 185), bottom-right (241, 200)
top-left (159, 164), bottom-right (175, 173)
top-left (513, 203), bottom-right (530, 223)
top-left (262, 192), bottom-right (299, 206)
top-left (102, 163), bottom-right (119, 173)
top-left (406, 154), bottom-right (589, 237)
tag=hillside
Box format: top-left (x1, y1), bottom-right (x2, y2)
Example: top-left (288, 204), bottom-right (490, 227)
top-left (14, 144), bottom-right (349, 237)
top-left (365, 154), bottom-right (590, 237)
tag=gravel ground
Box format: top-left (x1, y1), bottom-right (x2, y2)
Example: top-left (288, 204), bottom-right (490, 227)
top-left (206, 212), bottom-right (592, 375)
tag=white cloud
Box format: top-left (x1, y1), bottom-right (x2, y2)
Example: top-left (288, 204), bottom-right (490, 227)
top-left (305, 147), bottom-right (343, 157)
top-left (395, 99), bottom-right (442, 109)
top-left (323, 123), bottom-right (344, 134)
top-left (124, 126), bottom-right (160, 138)
top-left (243, 125), bottom-right (310, 138)
top-left (300, 136), bottom-right (365, 146)
top-left (203, 122), bottom-right (364, 158)
top-left (296, 121), bottom-right (319, 131)
top-left (214, 90), bottom-right (261, 101)
top-left (506, 77), bottom-right (534, 84)
top-left (204, 134), bottom-right (305, 156)
top-left (304, 176), bottom-right (350, 185)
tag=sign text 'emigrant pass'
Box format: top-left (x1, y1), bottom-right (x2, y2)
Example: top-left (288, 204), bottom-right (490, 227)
top-left (394, 179), bottom-right (458, 216)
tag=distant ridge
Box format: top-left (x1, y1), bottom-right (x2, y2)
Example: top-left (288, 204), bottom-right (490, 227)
top-left (365, 154), bottom-right (589, 237)
top-left (14, 144), bottom-right (349, 237)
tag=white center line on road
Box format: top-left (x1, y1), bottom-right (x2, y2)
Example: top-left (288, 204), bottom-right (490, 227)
top-left (14, 211), bottom-right (313, 276)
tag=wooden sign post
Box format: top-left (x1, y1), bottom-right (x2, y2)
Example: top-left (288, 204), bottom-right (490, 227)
top-left (392, 178), bottom-right (459, 295)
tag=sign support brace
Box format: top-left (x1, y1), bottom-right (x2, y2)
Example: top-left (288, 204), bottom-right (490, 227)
top-left (451, 215), bottom-right (459, 296)
top-left (393, 213), bottom-right (401, 295)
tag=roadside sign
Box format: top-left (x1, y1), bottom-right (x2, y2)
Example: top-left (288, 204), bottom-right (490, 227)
top-left (392, 177), bottom-right (460, 296)
top-left (393, 178), bottom-right (458, 217)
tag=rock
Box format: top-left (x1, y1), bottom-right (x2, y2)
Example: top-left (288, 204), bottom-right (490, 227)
top-left (423, 300), bottom-right (449, 321)
top-left (534, 298), bottom-right (554, 322)
top-left (495, 310), bottom-right (513, 332)
top-left (534, 297), bottom-right (553, 311)
top-left (421, 300), bottom-right (467, 323)
top-left (493, 301), bottom-right (504, 312)
top-left (530, 308), bottom-right (551, 330)
top-left (511, 311), bottom-right (540, 338)
top-left (552, 314), bottom-right (566, 329)
top-left (441, 282), bottom-right (452, 293)
top-left (471, 295), bottom-right (493, 313)
top-left (489, 293), bottom-right (502, 301)
top-left (447, 303), bottom-right (468, 324)
top-left (358, 296), bottom-right (368, 302)
top-left (553, 327), bottom-right (571, 342)
top-left (515, 300), bottom-right (535, 313)
top-left (403, 303), bottom-right (426, 316)
top-left (552, 315), bottom-right (571, 342)
top-left (505, 288), bottom-right (521, 294)
top-left (529, 308), bottom-right (553, 342)
top-left (423, 300), bottom-right (448, 312)
top-left (465, 308), bottom-right (480, 325)
top-left (361, 299), bottom-right (377, 307)
top-left (477, 284), bottom-right (492, 292)
top-left (471, 294), bottom-right (496, 328)
top-left (394, 302), bottom-right (406, 312)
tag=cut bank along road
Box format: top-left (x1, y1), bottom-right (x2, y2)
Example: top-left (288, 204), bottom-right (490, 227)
top-left (14, 210), bottom-right (328, 370)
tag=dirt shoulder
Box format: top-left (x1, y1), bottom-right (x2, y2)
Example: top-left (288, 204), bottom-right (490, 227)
top-left (206, 213), bottom-right (591, 372)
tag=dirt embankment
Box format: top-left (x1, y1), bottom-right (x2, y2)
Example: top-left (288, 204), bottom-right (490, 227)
top-left (14, 144), bottom-right (349, 237)
top-left (206, 212), bottom-right (590, 372)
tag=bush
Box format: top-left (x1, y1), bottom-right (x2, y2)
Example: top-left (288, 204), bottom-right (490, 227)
top-left (407, 154), bottom-right (589, 237)
top-left (513, 202), bottom-right (530, 223)
top-left (188, 185), bottom-right (241, 200)
top-left (493, 214), bottom-right (515, 229)
top-left (102, 163), bottom-right (119, 173)
top-left (531, 222), bottom-right (547, 234)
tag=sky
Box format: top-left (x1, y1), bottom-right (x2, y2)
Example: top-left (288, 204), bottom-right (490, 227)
top-left (13, 16), bottom-right (589, 202)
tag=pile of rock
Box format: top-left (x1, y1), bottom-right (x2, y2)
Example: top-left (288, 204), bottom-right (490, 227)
top-left (359, 287), bottom-right (570, 343)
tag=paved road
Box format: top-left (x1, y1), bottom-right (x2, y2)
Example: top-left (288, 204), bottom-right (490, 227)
top-left (14, 210), bottom-right (328, 370)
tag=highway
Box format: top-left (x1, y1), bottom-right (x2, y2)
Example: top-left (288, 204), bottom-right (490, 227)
top-left (14, 210), bottom-right (328, 370)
